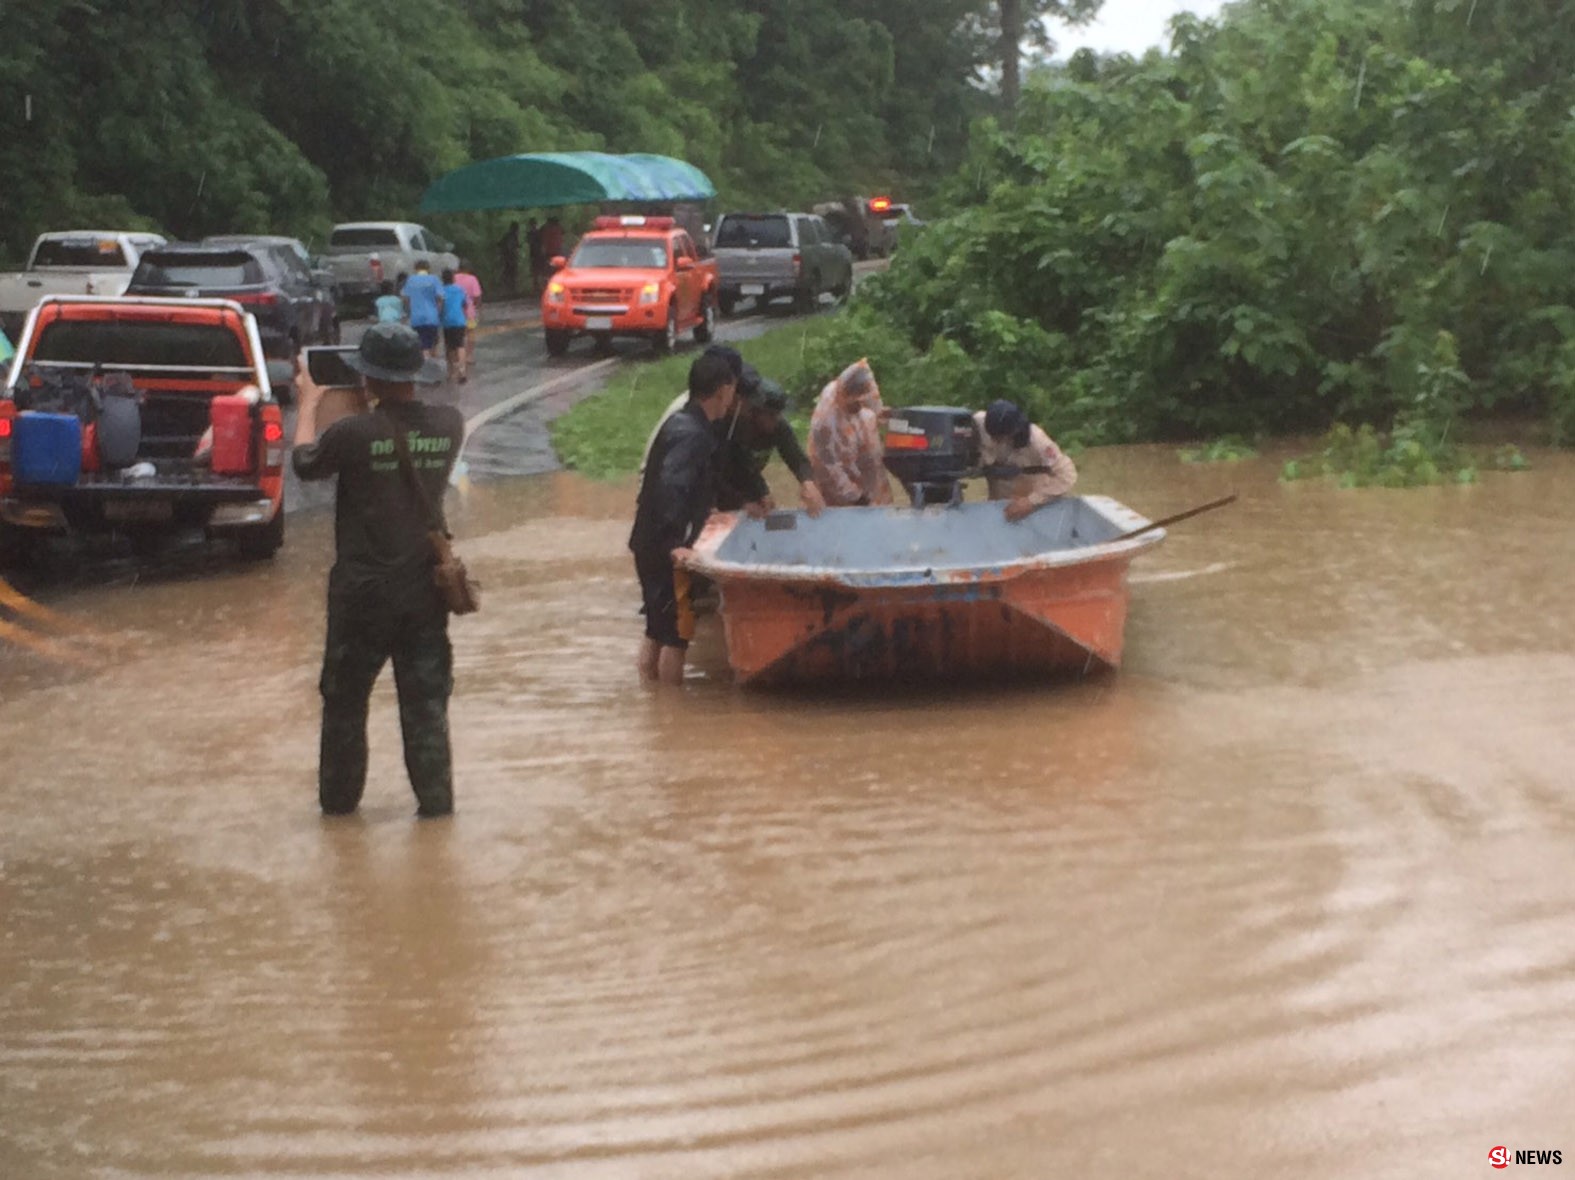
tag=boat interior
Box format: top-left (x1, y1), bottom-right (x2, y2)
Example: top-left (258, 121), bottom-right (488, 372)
top-left (712, 498), bottom-right (1132, 574)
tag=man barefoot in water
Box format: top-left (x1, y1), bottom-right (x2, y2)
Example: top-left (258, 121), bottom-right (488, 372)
top-left (628, 350), bottom-right (737, 685)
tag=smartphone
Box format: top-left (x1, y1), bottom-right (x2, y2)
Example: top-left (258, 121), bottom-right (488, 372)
top-left (303, 345), bottom-right (361, 388)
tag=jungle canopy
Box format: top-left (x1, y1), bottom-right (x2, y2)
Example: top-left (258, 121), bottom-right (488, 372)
top-left (418, 152), bottom-right (716, 214)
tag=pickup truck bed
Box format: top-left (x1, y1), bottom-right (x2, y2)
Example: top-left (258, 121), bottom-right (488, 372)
top-left (1, 296), bottom-right (289, 562)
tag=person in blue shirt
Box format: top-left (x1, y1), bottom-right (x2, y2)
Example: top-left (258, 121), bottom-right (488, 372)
top-left (438, 268), bottom-right (470, 384)
top-left (401, 261), bottom-right (444, 358)
top-left (373, 279), bottom-right (405, 324)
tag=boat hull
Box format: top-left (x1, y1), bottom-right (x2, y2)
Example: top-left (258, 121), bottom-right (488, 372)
top-left (686, 496), bottom-right (1163, 687)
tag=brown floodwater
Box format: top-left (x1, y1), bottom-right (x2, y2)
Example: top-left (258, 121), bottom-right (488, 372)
top-left (3, 442), bottom-right (1574, 1178)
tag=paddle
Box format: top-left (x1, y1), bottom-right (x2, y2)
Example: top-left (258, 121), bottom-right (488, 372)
top-left (978, 462), bottom-right (1059, 479)
top-left (1114, 493), bottom-right (1238, 541)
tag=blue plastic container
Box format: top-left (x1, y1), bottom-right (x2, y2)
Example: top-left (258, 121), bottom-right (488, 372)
top-left (13, 412), bottom-right (83, 486)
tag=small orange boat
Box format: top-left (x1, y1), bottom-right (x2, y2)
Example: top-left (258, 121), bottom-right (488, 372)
top-left (683, 495), bottom-right (1166, 686)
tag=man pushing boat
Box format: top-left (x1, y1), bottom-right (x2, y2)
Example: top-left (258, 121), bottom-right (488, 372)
top-left (629, 350), bottom-right (738, 686)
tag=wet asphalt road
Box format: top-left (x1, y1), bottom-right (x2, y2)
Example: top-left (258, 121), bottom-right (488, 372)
top-left (289, 280), bottom-right (873, 511)
top-left (2, 276), bottom-right (875, 593)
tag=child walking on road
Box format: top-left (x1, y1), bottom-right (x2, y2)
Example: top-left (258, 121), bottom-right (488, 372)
top-left (438, 268), bottom-right (470, 384)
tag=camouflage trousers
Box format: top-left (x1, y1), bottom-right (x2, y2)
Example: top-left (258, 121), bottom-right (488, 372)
top-left (318, 593), bottom-right (454, 817)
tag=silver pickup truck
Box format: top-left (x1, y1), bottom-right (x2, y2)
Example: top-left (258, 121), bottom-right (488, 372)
top-left (711, 212), bottom-right (853, 316)
top-left (0, 231), bottom-right (167, 338)
top-left (324, 222), bottom-right (459, 309)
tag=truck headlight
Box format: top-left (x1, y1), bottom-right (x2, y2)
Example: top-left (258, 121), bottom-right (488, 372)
top-left (639, 282), bottom-right (661, 305)
top-left (547, 282), bottom-right (566, 304)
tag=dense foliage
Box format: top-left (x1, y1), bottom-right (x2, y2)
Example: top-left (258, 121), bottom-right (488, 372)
top-left (822, 0), bottom-right (1575, 449)
top-left (1, 0), bottom-right (1087, 281)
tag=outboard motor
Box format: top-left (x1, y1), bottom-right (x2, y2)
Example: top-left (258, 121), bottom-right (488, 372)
top-left (882, 405), bottom-right (980, 507)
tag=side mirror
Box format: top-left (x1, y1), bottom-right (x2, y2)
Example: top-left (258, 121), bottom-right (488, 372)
top-left (550, 255), bottom-right (567, 270)
top-left (675, 256), bottom-right (695, 271)
top-left (265, 359), bottom-right (295, 391)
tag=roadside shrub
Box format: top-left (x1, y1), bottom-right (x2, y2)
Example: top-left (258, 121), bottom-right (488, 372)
top-left (1180, 436), bottom-right (1258, 463)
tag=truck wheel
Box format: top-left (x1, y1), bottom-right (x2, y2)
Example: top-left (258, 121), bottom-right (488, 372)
top-left (795, 283), bottom-right (817, 314)
top-left (694, 294), bottom-right (716, 343)
top-left (235, 506), bottom-right (284, 561)
top-left (718, 293), bottom-right (737, 319)
top-left (655, 306), bottom-right (678, 354)
top-left (0, 523), bottom-right (42, 571)
top-left (544, 329), bottom-right (572, 357)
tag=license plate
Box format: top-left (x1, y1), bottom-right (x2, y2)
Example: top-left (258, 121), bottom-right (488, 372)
top-left (104, 501), bottom-right (173, 523)
top-left (585, 316), bottom-right (613, 331)
top-left (740, 284), bottom-right (765, 296)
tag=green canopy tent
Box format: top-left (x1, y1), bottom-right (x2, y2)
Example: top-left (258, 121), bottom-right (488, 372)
top-left (418, 151), bottom-right (716, 213)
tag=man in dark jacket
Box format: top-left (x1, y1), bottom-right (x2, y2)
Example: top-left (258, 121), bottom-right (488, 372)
top-left (292, 323), bottom-right (464, 817)
top-left (716, 373), bottom-right (825, 518)
top-left (629, 349), bottom-right (737, 685)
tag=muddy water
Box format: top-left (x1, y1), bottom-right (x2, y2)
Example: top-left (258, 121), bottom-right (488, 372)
top-left (3, 443), bottom-right (1574, 1178)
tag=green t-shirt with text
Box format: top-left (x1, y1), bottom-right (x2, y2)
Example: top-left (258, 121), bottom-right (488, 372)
top-left (292, 400), bottom-right (465, 608)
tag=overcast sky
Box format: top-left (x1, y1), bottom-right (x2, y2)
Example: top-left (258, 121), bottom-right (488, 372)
top-left (1048, 0), bottom-right (1229, 58)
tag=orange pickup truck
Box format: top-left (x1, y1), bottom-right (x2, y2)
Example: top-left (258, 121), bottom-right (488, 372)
top-left (1, 295), bottom-right (291, 564)
top-left (541, 216), bottom-right (718, 356)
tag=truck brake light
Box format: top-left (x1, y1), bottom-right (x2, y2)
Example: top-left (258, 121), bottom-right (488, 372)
top-left (0, 402), bottom-right (15, 490)
top-left (236, 292), bottom-right (279, 306)
top-left (792, 253), bottom-right (802, 275)
top-left (260, 405), bottom-right (284, 472)
top-left (370, 256), bottom-right (384, 282)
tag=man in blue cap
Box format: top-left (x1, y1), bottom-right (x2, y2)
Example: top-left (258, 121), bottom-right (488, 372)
top-left (975, 399), bottom-right (1077, 521)
top-left (292, 322), bottom-right (464, 817)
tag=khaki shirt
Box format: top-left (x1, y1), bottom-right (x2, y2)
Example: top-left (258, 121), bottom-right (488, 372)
top-left (973, 412), bottom-right (1077, 506)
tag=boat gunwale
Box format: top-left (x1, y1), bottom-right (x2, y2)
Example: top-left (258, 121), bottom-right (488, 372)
top-left (683, 494), bottom-right (1167, 588)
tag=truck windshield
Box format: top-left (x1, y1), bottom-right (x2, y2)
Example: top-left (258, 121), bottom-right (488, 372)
top-left (32, 238), bottom-right (129, 268)
top-left (329, 228), bottom-right (401, 249)
top-left (30, 321), bottom-right (250, 369)
top-left (714, 216), bottom-right (791, 249)
top-left (571, 239), bottom-right (670, 269)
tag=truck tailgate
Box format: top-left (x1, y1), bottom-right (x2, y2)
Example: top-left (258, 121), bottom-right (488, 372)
top-left (717, 249), bottom-right (797, 284)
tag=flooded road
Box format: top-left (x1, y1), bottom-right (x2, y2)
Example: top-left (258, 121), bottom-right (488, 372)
top-left (3, 443), bottom-right (1574, 1178)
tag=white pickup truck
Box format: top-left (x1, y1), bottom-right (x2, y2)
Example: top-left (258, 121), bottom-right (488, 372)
top-left (323, 222), bottom-right (459, 309)
top-left (0, 231), bottom-right (168, 338)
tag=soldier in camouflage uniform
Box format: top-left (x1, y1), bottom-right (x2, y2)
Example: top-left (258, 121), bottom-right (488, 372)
top-left (292, 323), bottom-right (465, 817)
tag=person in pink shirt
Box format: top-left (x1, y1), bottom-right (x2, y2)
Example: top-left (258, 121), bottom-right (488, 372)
top-left (454, 260), bottom-right (483, 369)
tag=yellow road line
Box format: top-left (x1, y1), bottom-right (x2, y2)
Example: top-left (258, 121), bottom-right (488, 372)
top-left (0, 614), bottom-right (97, 667)
top-left (0, 576), bottom-right (123, 645)
top-left (473, 316), bottom-right (541, 341)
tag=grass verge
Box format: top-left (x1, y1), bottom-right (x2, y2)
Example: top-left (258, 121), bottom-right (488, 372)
top-left (551, 316), bottom-right (840, 479)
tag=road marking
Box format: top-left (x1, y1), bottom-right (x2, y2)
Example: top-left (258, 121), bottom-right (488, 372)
top-left (462, 357), bottom-right (621, 443)
top-left (473, 316), bottom-right (541, 340)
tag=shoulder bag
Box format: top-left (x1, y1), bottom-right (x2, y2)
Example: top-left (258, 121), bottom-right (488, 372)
top-left (385, 413), bottom-right (481, 615)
